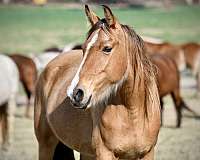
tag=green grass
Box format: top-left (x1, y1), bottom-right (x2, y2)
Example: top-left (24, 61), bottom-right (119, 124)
top-left (0, 4), bottom-right (200, 54)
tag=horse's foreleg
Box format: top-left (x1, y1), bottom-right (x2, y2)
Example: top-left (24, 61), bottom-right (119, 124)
top-left (53, 142), bottom-right (75, 160)
top-left (39, 141), bottom-right (57, 160)
top-left (36, 119), bottom-right (58, 160)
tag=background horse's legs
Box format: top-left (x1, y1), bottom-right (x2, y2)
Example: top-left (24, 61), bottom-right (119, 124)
top-left (7, 94), bottom-right (16, 144)
top-left (196, 71), bottom-right (200, 92)
top-left (25, 95), bottom-right (32, 118)
top-left (0, 102), bottom-right (9, 150)
top-left (24, 84), bottom-right (32, 118)
top-left (171, 90), bottom-right (182, 128)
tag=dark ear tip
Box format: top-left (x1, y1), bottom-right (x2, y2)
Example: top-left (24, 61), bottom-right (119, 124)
top-left (85, 4), bottom-right (89, 11)
top-left (102, 4), bottom-right (111, 11)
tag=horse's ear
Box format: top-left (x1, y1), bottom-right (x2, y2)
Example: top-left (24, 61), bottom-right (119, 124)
top-left (102, 5), bottom-right (117, 28)
top-left (85, 5), bottom-right (100, 26)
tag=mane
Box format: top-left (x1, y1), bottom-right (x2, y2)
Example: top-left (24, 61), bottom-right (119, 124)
top-left (121, 24), bottom-right (160, 120)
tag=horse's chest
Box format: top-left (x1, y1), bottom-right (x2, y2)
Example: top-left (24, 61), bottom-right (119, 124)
top-left (100, 107), bottom-right (151, 159)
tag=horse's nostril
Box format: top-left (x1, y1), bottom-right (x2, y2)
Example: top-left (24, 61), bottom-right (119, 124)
top-left (73, 88), bottom-right (84, 103)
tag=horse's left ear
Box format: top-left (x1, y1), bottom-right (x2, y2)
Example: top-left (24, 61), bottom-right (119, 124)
top-left (85, 5), bottom-right (100, 26)
top-left (102, 5), bottom-right (118, 29)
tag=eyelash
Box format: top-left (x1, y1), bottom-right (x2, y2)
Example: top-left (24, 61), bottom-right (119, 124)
top-left (102, 46), bottom-right (112, 53)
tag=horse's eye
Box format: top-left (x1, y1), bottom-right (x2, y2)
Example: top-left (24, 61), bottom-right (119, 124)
top-left (102, 46), bottom-right (112, 54)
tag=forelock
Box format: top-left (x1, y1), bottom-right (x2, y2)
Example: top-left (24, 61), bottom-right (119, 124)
top-left (86, 18), bottom-right (110, 39)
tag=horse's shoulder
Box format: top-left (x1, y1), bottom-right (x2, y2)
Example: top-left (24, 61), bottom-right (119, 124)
top-left (46, 50), bottom-right (82, 69)
top-left (39, 50), bottom-right (82, 96)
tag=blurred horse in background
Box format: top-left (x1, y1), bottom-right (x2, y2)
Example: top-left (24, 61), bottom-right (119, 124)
top-left (9, 54), bottom-right (37, 118)
top-left (0, 54), bottom-right (19, 150)
top-left (33, 51), bottom-right (60, 73)
top-left (33, 44), bottom-right (82, 73)
top-left (150, 54), bottom-right (196, 127)
top-left (145, 41), bottom-right (186, 71)
top-left (181, 42), bottom-right (200, 91)
top-left (34, 5), bottom-right (161, 160)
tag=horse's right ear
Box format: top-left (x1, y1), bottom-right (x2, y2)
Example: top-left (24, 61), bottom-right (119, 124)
top-left (85, 5), bottom-right (100, 26)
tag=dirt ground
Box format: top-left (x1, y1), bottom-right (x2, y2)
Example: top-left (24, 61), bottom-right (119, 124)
top-left (0, 72), bottom-right (200, 160)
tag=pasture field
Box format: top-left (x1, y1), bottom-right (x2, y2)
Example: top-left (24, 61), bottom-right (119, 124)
top-left (0, 5), bottom-right (200, 54)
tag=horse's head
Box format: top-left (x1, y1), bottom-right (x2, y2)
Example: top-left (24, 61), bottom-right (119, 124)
top-left (67, 5), bottom-right (129, 109)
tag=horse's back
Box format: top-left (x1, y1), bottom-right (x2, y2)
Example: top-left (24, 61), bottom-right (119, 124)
top-left (0, 54), bottom-right (19, 105)
top-left (145, 42), bottom-right (185, 71)
top-left (150, 54), bottom-right (179, 97)
top-left (9, 54), bottom-right (37, 92)
top-left (181, 42), bottom-right (200, 74)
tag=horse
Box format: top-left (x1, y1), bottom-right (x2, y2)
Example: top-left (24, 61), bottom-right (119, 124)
top-left (33, 44), bottom-right (83, 73)
top-left (0, 54), bottom-right (19, 150)
top-left (9, 54), bottom-right (37, 118)
top-left (34, 5), bottom-right (161, 160)
top-left (181, 42), bottom-right (200, 91)
top-left (150, 54), bottom-right (195, 127)
top-left (33, 52), bottom-right (60, 73)
top-left (145, 41), bottom-right (186, 71)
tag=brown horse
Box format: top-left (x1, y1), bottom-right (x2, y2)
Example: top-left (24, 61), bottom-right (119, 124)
top-left (34, 5), bottom-right (161, 160)
top-left (145, 41), bottom-right (186, 71)
top-left (150, 54), bottom-right (195, 127)
top-left (181, 42), bottom-right (200, 91)
top-left (9, 54), bottom-right (37, 118)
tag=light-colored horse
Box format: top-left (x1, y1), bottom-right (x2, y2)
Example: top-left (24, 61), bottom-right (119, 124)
top-left (33, 52), bottom-right (60, 73)
top-left (33, 44), bottom-right (78, 73)
top-left (34, 5), bottom-right (160, 160)
top-left (0, 54), bottom-right (19, 149)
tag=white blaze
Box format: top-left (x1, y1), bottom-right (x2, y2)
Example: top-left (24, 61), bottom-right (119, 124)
top-left (67, 29), bottom-right (100, 98)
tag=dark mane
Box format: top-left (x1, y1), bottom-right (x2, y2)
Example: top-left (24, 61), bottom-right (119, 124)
top-left (121, 24), bottom-right (145, 55)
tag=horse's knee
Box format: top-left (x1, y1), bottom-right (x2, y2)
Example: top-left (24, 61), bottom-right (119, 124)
top-left (39, 140), bottom-right (58, 160)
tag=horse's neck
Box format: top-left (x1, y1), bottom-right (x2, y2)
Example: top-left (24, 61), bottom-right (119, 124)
top-left (121, 49), bottom-right (160, 121)
top-left (119, 69), bottom-right (147, 119)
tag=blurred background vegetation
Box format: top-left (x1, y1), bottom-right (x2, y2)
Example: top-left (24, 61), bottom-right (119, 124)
top-left (0, 0), bottom-right (199, 54)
